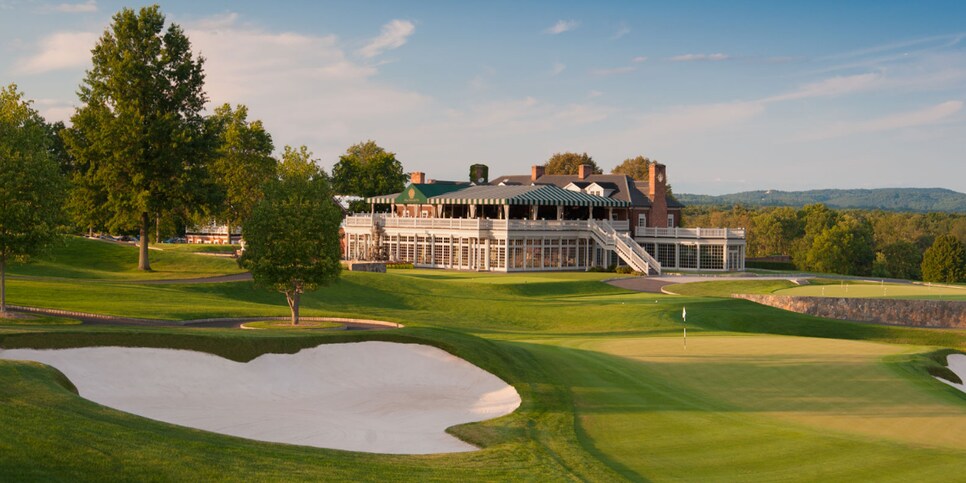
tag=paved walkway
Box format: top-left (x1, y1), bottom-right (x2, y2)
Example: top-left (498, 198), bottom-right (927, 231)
top-left (5, 305), bottom-right (399, 331)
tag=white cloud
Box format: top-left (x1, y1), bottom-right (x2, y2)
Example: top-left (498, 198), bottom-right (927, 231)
top-left (611, 22), bottom-right (630, 40)
top-left (631, 56), bottom-right (647, 63)
top-left (763, 72), bottom-right (883, 102)
top-left (181, 14), bottom-right (428, 156)
top-left (669, 53), bottom-right (730, 62)
top-left (44, 0), bottom-right (96, 13)
top-left (33, 98), bottom-right (76, 122)
top-left (550, 62), bottom-right (566, 76)
top-left (357, 19), bottom-right (415, 58)
top-left (544, 20), bottom-right (577, 35)
top-left (588, 90), bottom-right (603, 98)
top-left (802, 100), bottom-right (963, 140)
top-left (15, 31), bottom-right (98, 74)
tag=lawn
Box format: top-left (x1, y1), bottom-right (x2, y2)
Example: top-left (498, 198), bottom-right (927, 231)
top-left (774, 281), bottom-right (966, 301)
top-left (1, 267), bottom-right (965, 481)
top-left (7, 236), bottom-right (243, 280)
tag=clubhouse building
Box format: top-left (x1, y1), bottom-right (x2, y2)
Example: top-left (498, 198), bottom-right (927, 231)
top-left (343, 163), bottom-right (746, 274)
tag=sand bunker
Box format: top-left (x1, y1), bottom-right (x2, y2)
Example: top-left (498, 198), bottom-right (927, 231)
top-left (938, 353), bottom-right (966, 395)
top-left (0, 342), bottom-right (521, 454)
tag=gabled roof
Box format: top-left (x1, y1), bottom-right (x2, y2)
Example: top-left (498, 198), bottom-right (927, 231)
top-left (590, 181), bottom-right (619, 191)
top-left (428, 184), bottom-right (628, 207)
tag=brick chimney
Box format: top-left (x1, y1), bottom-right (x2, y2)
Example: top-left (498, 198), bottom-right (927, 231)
top-left (410, 171), bottom-right (425, 184)
top-left (531, 165), bottom-right (545, 181)
top-left (648, 163), bottom-right (668, 227)
top-left (578, 164), bottom-right (592, 180)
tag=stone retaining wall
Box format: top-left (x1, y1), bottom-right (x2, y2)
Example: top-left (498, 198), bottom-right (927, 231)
top-left (733, 294), bottom-right (966, 329)
top-left (344, 261), bottom-right (387, 272)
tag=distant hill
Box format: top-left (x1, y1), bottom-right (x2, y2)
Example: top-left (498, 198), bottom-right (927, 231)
top-left (676, 188), bottom-right (966, 213)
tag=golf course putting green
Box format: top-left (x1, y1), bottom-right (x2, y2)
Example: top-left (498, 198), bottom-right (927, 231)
top-left (0, 341), bottom-right (521, 454)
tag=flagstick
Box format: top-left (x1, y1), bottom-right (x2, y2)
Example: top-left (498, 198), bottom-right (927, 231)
top-left (682, 306), bottom-right (687, 350)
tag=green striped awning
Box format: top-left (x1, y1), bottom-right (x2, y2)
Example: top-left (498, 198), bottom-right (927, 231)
top-left (366, 192), bottom-right (401, 203)
top-left (428, 184), bottom-right (628, 207)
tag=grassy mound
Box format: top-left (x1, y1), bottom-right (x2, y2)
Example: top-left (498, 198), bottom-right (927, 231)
top-left (8, 236), bottom-right (244, 280)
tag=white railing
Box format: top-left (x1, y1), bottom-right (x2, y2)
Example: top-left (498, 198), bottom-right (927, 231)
top-left (588, 220), bottom-right (661, 274)
top-left (507, 219), bottom-right (587, 231)
top-left (345, 216), bottom-right (631, 234)
top-left (610, 220), bottom-right (630, 231)
top-left (636, 227), bottom-right (746, 239)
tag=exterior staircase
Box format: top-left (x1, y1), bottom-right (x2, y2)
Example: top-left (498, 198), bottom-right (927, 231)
top-left (587, 220), bottom-right (662, 275)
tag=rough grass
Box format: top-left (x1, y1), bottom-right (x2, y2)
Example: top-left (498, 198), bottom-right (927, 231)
top-left (1, 269), bottom-right (966, 480)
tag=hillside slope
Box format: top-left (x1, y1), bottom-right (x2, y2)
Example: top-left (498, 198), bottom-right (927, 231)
top-left (677, 188), bottom-right (966, 212)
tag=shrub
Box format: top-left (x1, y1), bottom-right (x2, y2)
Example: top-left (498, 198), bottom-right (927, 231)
top-left (386, 262), bottom-right (415, 270)
top-left (921, 235), bottom-right (966, 283)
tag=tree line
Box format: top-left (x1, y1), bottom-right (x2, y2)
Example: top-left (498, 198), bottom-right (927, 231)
top-left (0, 6), bottom-right (406, 323)
top-left (684, 204), bottom-right (966, 282)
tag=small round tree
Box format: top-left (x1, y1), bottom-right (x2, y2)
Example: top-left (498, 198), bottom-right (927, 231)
top-left (921, 235), bottom-right (966, 283)
top-left (239, 146), bottom-right (343, 325)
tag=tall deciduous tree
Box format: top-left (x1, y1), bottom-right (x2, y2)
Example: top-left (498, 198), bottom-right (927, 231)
top-left (240, 146), bottom-right (342, 325)
top-left (921, 235), bottom-right (966, 283)
top-left (208, 104), bottom-right (276, 244)
top-left (0, 85), bottom-right (66, 315)
top-left (64, 5), bottom-right (210, 270)
top-left (611, 155), bottom-right (650, 180)
top-left (872, 241), bottom-right (922, 280)
top-left (803, 214), bottom-right (875, 275)
top-left (331, 140), bottom-right (406, 212)
top-left (544, 152), bottom-right (601, 175)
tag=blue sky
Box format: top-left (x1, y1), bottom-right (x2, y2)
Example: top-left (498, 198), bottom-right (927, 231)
top-left (2, 0), bottom-right (965, 194)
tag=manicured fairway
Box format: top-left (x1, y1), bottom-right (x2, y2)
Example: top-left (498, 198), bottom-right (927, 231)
top-left (525, 335), bottom-right (966, 481)
top-left (774, 282), bottom-right (966, 300)
top-left (1, 268), bottom-right (965, 481)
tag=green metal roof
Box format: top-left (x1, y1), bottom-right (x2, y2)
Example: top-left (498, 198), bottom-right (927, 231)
top-left (368, 192), bottom-right (401, 203)
top-left (366, 183), bottom-right (467, 204)
top-left (428, 184), bottom-right (628, 207)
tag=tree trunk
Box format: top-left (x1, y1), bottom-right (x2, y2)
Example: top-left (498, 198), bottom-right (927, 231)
top-left (138, 211), bottom-right (151, 271)
top-left (285, 289), bottom-right (301, 326)
top-left (1, 254), bottom-right (6, 316)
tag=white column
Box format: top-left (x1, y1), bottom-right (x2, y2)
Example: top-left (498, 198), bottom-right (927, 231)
top-left (484, 238), bottom-right (491, 270)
